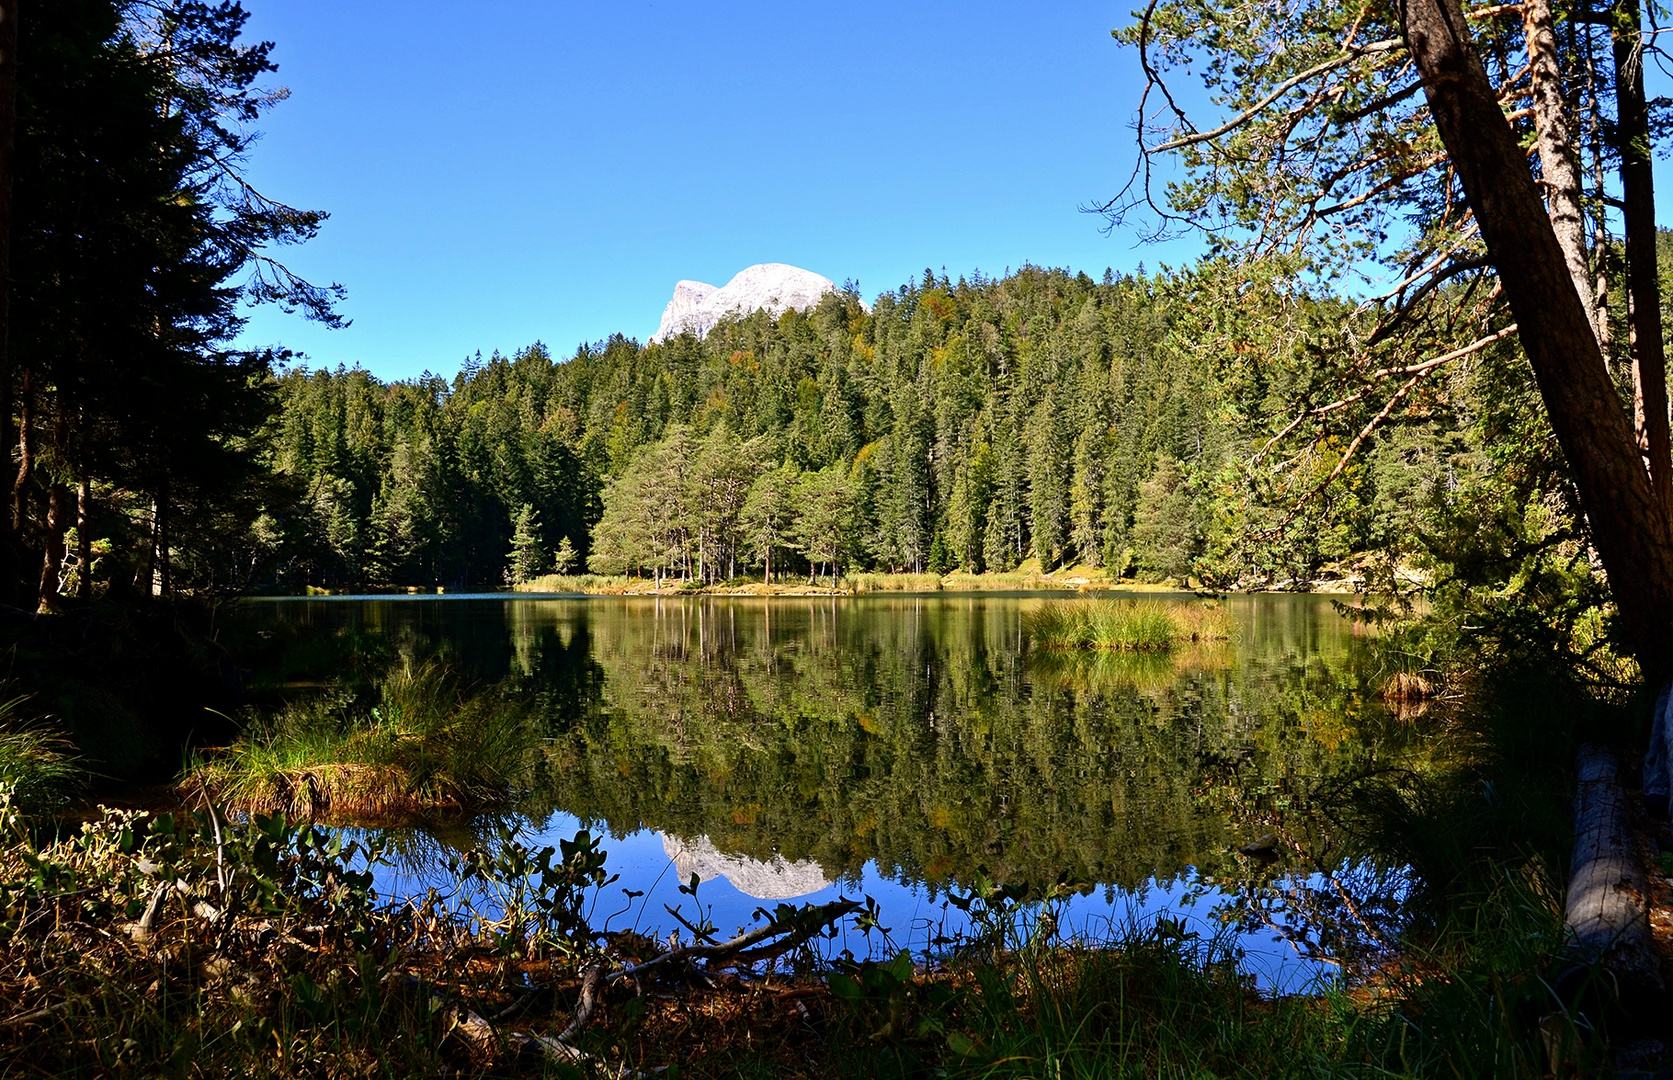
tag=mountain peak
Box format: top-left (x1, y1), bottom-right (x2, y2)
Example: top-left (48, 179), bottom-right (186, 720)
top-left (651, 263), bottom-right (849, 343)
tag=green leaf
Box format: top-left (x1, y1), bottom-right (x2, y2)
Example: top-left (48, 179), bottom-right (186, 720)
top-left (828, 973), bottom-right (863, 1000)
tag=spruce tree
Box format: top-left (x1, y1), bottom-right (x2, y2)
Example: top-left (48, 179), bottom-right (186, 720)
top-left (506, 504), bottom-right (546, 585)
top-left (552, 536), bottom-right (578, 575)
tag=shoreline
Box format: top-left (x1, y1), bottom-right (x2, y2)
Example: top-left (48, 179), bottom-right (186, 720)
top-left (247, 571), bottom-right (1399, 600)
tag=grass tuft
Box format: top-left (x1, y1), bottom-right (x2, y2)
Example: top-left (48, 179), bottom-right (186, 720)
top-left (0, 711), bottom-right (79, 814)
top-left (514, 572), bottom-right (632, 593)
top-left (1023, 599), bottom-right (1233, 651)
top-left (191, 659), bottom-right (544, 822)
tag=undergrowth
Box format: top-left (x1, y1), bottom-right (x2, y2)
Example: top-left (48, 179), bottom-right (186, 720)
top-left (0, 759), bottom-right (1613, 1079)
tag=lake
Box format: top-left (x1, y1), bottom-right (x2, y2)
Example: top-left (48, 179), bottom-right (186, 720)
top-left (241, 592), bottom-right (1415, 990)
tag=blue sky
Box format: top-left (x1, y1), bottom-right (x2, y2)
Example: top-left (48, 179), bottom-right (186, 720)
top-left (231, 1), bottom-right (1191, 380)
top-left (231, 4), bottom-right (1673, 383)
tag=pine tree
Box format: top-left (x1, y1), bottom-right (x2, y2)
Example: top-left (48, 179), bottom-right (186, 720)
top-left (794, 466), bottom-right (857, 585)
top-left (1132, 455), bottom-right (1199, 583)
top-left (506, 503), bottom-right (546, 585)
top-left (926, 532), bottom-right (950, 576)
top-left (741, 463), bottom-right (800, 583)
top-left (552, 536), bottom-right (578, 574)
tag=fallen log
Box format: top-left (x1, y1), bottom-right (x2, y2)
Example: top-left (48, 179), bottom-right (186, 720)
top-left (1563, 745), bottom-right (1660, 993)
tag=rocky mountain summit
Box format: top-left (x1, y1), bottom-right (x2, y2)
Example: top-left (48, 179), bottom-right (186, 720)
top-left (651, 263), bottom-right (850, 343)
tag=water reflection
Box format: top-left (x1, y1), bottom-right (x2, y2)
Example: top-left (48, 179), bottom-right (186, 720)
top-left (243, 593), bottom-right (1412, 985)
top-left (661, 833), bottom-right (832, 901)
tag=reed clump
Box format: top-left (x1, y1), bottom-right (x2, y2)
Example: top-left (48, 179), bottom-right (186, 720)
top-left (941, 571), bottom-right (1078, 591)
top-left (847, 572), bottom-right (945, 593)
top-left (1026, 643), bottom-right (1233, 693)
top-left (1024, 599), bottom-right (1233, 651)
top-left (514, 572), bottom-right (633, 593)
top-left (192, 659), bottom-right (544, 822)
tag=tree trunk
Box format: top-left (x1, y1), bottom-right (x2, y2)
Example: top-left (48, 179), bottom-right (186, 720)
top-left (1399, 0), bottom-right (1673, 682)
top-left (9, 366), bottom-right (25, 537)
top-left (75, 475), bottom-right (89, 599)
top-left (35, 481), bottom-right (63, 610)
top-left (152, 489), bottom-right (170, 596)
top-left (1611, 0), bottom-right (1672, 521)
top-left (1565, 745), bottom-right (1661, 989)
top-left (0, 0), bottom-right (17, 608)
top-left (1580, 18), bottom-right (1613, 354)
top-left (1524, 0), bottom-right (1598, 340)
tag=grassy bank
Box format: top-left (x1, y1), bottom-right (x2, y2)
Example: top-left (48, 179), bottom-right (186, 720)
top-left (190, 660), bottom-right (546, 822)
top-left (1024, 598), bottom-right (1234, 650)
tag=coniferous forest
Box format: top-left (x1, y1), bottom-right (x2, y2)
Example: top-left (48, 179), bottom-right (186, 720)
top-left (0, 0), bottom-right (1628, 701)
top-left (262, 264), bottom-right (1515, 595)
top-left (0, 0), bottom-right (1649, 632)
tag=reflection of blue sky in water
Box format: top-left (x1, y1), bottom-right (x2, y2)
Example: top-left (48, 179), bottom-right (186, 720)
top-left (365, 810), bottom-right (1386, 995)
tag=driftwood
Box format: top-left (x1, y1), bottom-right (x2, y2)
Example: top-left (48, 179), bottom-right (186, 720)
top-left (1563, 745), bottom-right (1661, 991)
top-left (611, 899), bottom-right (860, 986)
top-left (417, 898), bottom-right (858, 1076)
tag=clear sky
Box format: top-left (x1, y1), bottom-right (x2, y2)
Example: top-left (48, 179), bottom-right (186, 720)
top-left (231, 1), bottom-right (1195, 381)
top-left (230, 4), bottom-right (1673, 383)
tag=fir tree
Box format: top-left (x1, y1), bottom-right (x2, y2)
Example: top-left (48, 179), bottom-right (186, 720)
top-left (506, 503), bottom-right (546, 585)
top-left (552, 536), bottom-right (578, 575)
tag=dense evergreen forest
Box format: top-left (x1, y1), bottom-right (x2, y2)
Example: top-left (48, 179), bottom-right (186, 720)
top-left (263, 264), bottom-right (1495, 594)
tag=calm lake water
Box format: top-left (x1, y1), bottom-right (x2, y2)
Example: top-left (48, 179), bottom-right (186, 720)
top-left (241, 592), bottom-right (1413, 990)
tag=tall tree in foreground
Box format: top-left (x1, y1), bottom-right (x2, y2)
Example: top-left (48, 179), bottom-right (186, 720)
top-left (0, 0), bottom-right (16, 605)
top-left (1106, 0), bottom-right (1673, 679)
top-left (12, 0), bottom-right (338, 607)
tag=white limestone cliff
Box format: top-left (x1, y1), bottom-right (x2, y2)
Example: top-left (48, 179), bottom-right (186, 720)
top-left (651, 263), bottom-right (853, 343)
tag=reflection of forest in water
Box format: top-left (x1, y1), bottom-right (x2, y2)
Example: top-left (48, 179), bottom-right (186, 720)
top-left (246, 595), bottom-right (1412, 893)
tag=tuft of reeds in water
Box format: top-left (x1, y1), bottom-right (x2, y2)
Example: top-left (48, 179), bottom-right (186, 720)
top-left (192, 659), bottom-right (544, 822)
top-left (1026, 643), bottom-right (1233, 693)
top-left (1023, 599), bottom-right (1233, 651)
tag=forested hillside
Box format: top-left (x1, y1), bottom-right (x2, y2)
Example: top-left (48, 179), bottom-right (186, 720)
top-left (265, 263), bottom-right (1489, 593)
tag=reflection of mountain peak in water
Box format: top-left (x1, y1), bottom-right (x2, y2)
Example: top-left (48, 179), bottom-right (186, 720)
top-left (661, 834), bottom-right (831, 900)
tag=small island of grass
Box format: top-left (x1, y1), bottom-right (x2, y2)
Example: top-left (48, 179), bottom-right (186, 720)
top-left (1023, 599), bottom-right (1233, 651)
top-left (190, 661), bottom-right (543, 822)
